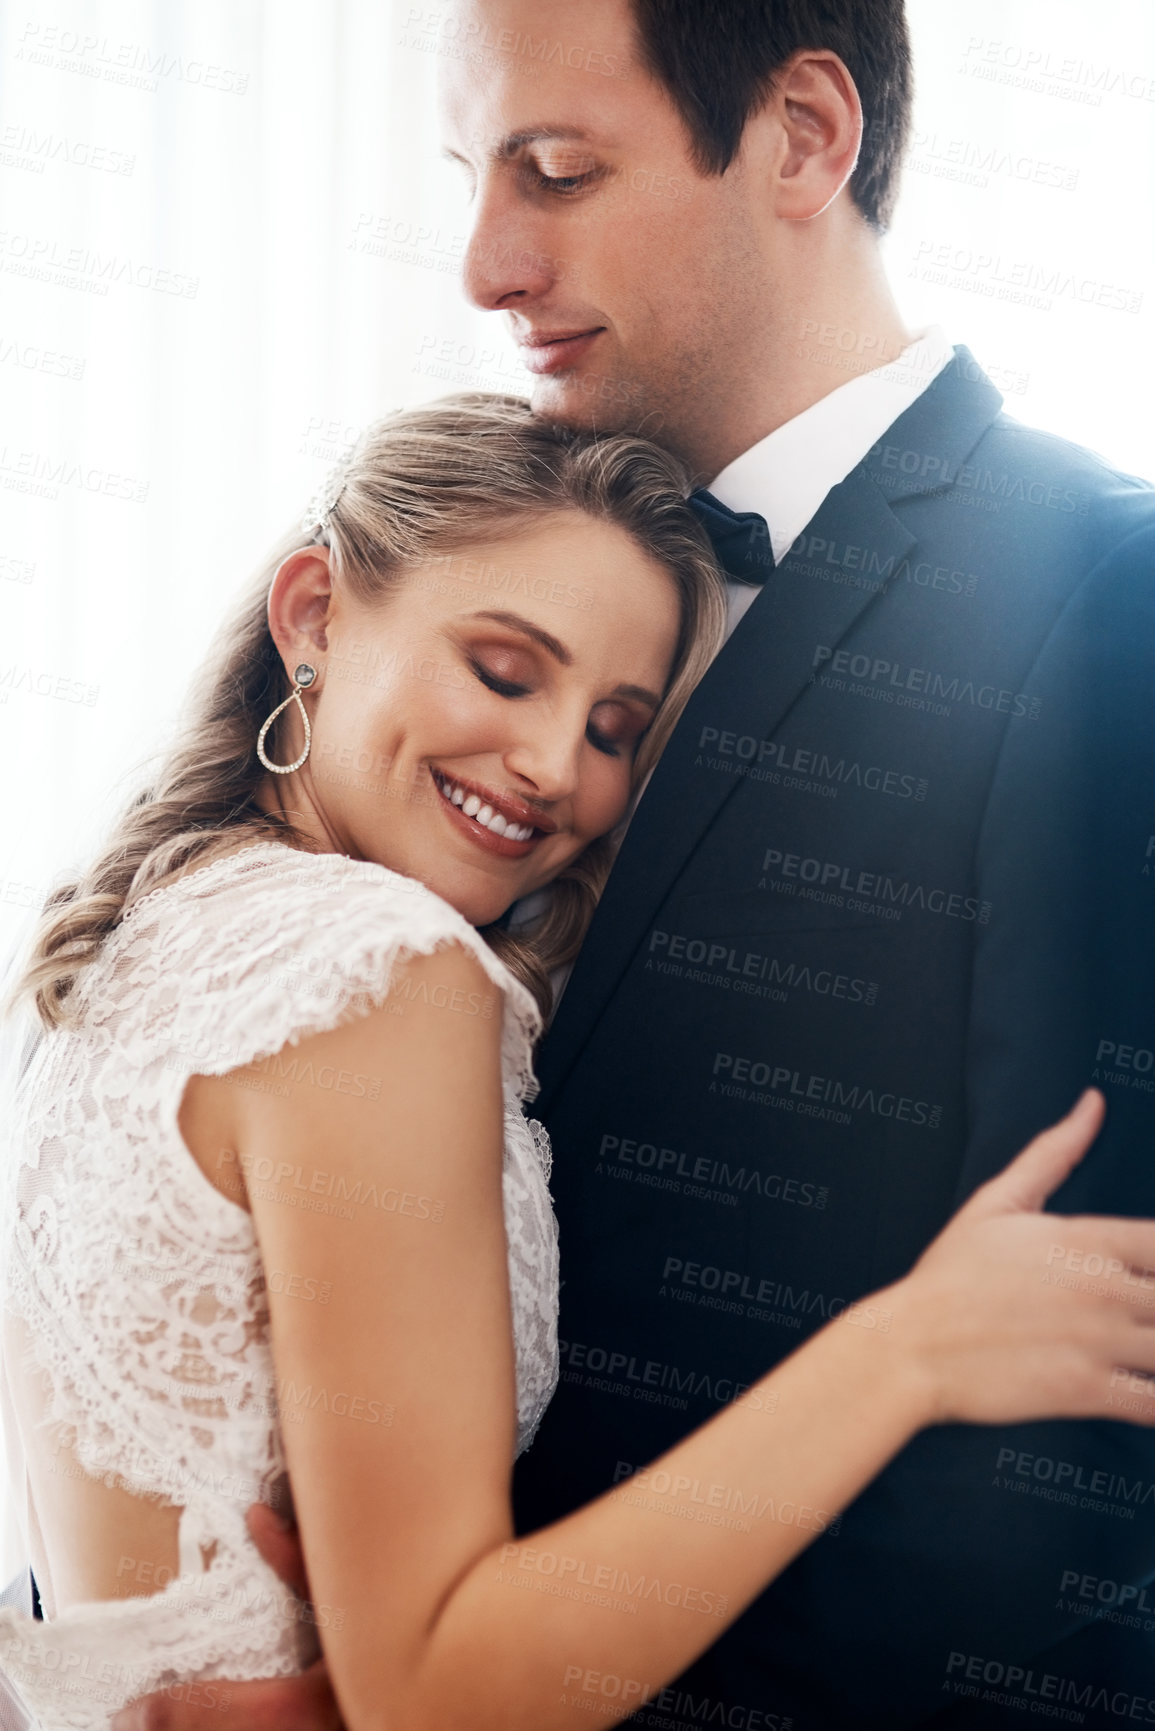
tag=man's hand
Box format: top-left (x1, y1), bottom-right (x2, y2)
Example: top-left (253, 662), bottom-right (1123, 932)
top-left (111, 1506), bottom-right (344, 1731)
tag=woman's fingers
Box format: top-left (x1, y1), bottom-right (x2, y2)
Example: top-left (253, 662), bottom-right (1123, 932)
top-left (1052, 1304), bottom-right (1155, 1425)
top-left (963, 1089), bottom-right (1105, 1219)
top-left (111, 1663), bottom-right (342, 1731)
top-left (1043, 1217), bottom-right (1155, 1315)
top-left (1091, 1357), bottom-right (1155, 1425)
top-left (896, 1089), bottom-right (1155, 1428)
top-left (1111, 1327), bottom-right (1155, 1374)
top-left (246, 1502), bottom-right (311, 1601)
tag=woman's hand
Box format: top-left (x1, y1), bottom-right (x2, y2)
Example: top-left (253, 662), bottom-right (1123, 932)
top-left (111, 1508), bottom-right (341, 1731)
top-left (884, 1090), bottom-right (1155, 1426)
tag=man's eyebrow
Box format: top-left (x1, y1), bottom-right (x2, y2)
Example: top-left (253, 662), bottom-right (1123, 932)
top-left (468, 610), bottom-right (573, 664)
top-left (443, 126), bottom-right (596, 167)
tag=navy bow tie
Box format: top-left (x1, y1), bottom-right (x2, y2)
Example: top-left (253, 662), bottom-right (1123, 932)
top-left (687, 488), bottom-right (772, 585)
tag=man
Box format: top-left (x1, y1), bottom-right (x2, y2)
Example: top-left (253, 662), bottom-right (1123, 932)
top-left (120, 2), bottom-right (1155, 1726)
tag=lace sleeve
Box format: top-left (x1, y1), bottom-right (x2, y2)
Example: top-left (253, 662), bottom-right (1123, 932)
top-left (103, 843), bottom-right (543, 1106)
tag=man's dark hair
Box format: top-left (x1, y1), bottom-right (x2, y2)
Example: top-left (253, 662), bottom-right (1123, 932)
top-left (628, 0), bottom-right (913, 231)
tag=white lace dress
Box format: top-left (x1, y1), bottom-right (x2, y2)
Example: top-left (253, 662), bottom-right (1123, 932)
top-left (0, 844), bottom-right (559, 1730)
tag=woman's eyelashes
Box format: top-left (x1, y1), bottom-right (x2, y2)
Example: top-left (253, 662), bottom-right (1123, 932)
top-left (587, 705), bottom-right (649, 760)
top-left (585, 720), bottom-right (620, 759)
top-left (471, 659), bottom-right (530, 700)
top-left (468, 656), bottom-right (641, 761)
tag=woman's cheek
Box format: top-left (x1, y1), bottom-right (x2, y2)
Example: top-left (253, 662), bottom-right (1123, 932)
top-left (361, 670), bottom-right (481, 768)
top-left (580, 756), bottom-right (632, 841)
top-left (352, 688), bottom-right (407, 769)
top-left (416, 672), bottom-right (495, 740)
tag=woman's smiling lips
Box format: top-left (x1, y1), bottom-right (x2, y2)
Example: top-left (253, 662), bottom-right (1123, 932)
top-left (516, 327), bottom-right (605, 376)
top-left (431, 768), bottom-right (557, 860)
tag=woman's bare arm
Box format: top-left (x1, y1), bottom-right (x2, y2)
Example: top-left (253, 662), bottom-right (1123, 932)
top-left (169, 945), bottom-right (1155, 1731)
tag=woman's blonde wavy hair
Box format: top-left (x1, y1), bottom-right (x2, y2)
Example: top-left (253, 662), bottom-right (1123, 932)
top-left (10, 394), bottom-right (728, 1032)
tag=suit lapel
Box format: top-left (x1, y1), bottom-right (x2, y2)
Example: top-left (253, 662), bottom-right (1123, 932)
top-left (861, 347), bottom-right (1003, 504)
top-left (535, 349), bottom-right (1006, 1111)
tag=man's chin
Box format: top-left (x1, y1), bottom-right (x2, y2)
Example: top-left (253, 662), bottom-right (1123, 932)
top-left (529, 370), bottom-right (636, 435)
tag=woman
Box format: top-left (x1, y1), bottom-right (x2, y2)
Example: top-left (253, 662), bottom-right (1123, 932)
top-left (1, 395), bottom-right (1153, 1731)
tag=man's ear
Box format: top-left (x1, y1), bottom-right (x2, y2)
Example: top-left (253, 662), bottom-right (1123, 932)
top-left (266, 548), bottom-right (334, 677)
top-left (751, 50), bottom-right (863, 223)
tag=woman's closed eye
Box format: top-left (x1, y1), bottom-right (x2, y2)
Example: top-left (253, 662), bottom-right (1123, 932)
top-left (470, 657), bottom-right (651, 760)
top-left (471, 658), bottom-right (531, 700)
top-left (587, 702), bottom-right (652, 760)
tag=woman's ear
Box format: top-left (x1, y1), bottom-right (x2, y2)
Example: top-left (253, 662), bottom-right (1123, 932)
top-left (266, 548), bottom-right (334, 679)
top-left (751, 50), bottom-right (864, 223)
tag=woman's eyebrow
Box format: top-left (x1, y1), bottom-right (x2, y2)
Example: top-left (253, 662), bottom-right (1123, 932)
top-left (614, 683), bottom-right (662, 709)
top-left (467, 610), bottom-right (572, 665)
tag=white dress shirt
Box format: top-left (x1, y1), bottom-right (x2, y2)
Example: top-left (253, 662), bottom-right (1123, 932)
top-left (710, 325), bottom-right (955, 636)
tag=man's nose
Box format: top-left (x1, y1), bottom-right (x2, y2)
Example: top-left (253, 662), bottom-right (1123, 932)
top-left (461, 177), bottom-right (559, 311)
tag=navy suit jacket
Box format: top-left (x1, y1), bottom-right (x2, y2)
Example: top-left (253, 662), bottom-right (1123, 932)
top-left (514, 349), bottom-right (1155, 1729)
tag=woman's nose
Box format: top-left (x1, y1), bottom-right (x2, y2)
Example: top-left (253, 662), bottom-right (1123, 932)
top-left (503, 721), bottom-right (583, 804)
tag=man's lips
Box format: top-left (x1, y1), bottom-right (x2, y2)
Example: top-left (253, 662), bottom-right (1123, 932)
top-left (430, 767), bottom-right (557, 861)
top-left (516, 327), bottom-right (604, 376)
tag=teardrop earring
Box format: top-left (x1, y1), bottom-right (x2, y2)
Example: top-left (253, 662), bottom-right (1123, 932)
top-left (256, 663), bottom-right (317, 774)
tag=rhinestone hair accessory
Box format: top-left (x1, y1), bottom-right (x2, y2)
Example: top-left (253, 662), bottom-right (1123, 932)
top-left (301, 464), bottom-right (349, 541)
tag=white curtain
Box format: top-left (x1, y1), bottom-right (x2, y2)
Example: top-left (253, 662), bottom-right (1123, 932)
top-left (0, 0), bottom-right (490, 936)
top-left (1, 0), bottom-right (1154, 1555)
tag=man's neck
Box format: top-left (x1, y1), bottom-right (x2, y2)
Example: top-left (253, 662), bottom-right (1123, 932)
top-left (689, 234), bottom-right (918, 483)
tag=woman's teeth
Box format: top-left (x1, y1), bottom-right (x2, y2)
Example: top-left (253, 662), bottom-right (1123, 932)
top-left (435, 775), bottom-right (536, 842)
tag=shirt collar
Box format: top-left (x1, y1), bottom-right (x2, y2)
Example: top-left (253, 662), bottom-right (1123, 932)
top-left (708, 326), bottom-right (956, 566)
